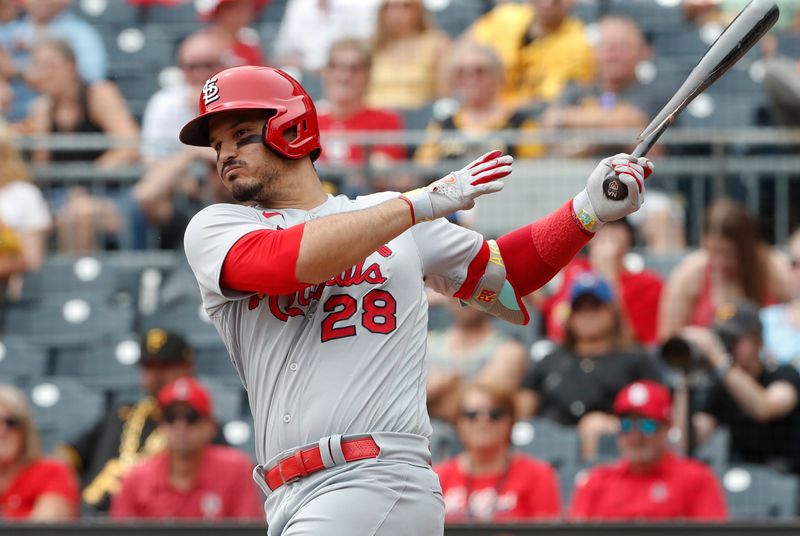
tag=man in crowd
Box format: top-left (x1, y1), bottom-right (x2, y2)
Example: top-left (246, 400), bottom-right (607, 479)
top-left (111, 378), bottom-right (263, 520)
top-left (684, 301), bottom-right (800, 475)
top-left (58, 329), bottom-right (196, 513)
top-left (570, 380), bottom-right (727, 520)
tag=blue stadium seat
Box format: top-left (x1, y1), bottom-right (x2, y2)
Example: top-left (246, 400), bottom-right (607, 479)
top-left (26, 377), bottom-right (105, 452)
top-left (430, 0), bottom-right (486, 38)
top-left (260, 0), bottom-right (289, 23)
top-left (52, 334), bottom-right (141, 390)
top-left (140, 297), bottom-right (220, 345)
top-left (721, 464), bottom-right (800, 519)
top-left (511, 418), bottom-right (580, 470)
top-left (429, 418), bottom-right (463, 465)
top-left (4, 296), bottom-right (135, 348)
top-left (77, 0), bottom-right (142, 25)
top-left (606, 0), bottom-right (686, 37)
top-left (19, 255), bottom-right (121, 304)
top-left (0, 336), bottom-right (48, 385)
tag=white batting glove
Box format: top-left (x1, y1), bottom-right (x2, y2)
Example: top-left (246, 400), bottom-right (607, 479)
top-left (401, 150), bottom-right (513, 224)
top-left (572, 153), bottom-right (654, 233)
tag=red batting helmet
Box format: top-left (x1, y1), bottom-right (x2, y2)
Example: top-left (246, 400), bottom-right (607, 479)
top-left (179, 65), bottom-right (321, 161)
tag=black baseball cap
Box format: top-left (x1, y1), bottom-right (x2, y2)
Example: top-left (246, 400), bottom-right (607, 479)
top-left (139, 328), bottom-right (194, 366)
top-left (714, 301), bottom-right (762, 340)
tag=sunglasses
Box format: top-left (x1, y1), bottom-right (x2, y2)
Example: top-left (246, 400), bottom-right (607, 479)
top-left (162, 409), bottom-right (203, 425)
top-left (619, 417), bottom-right (660, 437)
top-left (0, 416), bottom-right (22, 429)
top-left (461, 407), bottom-right (508, 422)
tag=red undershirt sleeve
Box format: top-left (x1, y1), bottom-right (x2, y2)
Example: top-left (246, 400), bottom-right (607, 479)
top-left (220, 225), bottom-right (309, 296)
top-left (496, 200), bottom-right (593, 296)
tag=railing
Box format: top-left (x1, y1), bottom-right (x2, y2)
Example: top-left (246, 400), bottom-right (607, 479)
top-left (16, 127), bottom-right (800, 247)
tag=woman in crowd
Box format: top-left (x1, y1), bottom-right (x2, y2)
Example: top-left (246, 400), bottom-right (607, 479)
top-left (0, 124), bottom-right (51, 301)
top-left (434, 381), bottom-right (561, 522)
top-left (414, 41), bottom-right (543, 166)
top-left (518, 273), bottom-right (663, 460)
top-left (24, 38), bottom-right (139, 251)
top-left (659, 198), bottom-right (791, 339)
top-left (0, 384), bottom-right (79, 521)
top-left (367, 0), bottom-right (450, 110)
top-left (761, 226), bottom-right (800, 369)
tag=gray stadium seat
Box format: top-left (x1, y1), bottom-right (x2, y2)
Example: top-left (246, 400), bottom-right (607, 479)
top-left (140, 297), bottom-right (220, 344)
top-left (694, 426), bottom-right (731, 475)
top-left (559, 461), bottom-right (597, 508)
top-left (721, 464), bottom-right (800, 519)
top-left (26, 377), bottom-right (105, 452)
top-left (4, 296), bottom-right (135, 348)
top-left (430, 0), bottom-right (486, 38)
top-left (0, 336), bottom-right (48, 384)
top-left (53, 334), bottom-right (141, 389)
top-left (19, 255), bottom-right (121, 303)
top-left (223, 414), bottom-right (258, 463)
top-left (511, 418), bottom-right (580, 470)
top-left (198, 375), bottom-right (246, 424)
top-left (429, 418), bottom-right (463, 465)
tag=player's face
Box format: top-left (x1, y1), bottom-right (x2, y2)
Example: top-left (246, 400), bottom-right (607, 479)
top-left (457, 389), bottom-right (513, 453)
top-left (0, 402), bottom-right (24, 465)
top-left (160, 403), bottom-right (215, 456)
top-left (617, 415), bottom-right (668, 467)
top-left (209, 110), bottom-right (289, 204)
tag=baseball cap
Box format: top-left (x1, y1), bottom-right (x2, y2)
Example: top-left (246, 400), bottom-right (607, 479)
top-left (613, 381), bottom-right (672, 423)
top-left (157, 378), bottom-right (213, 418)
top-left (569, 272), bottom-right (613, 306)
top-left (714, 300), bottom-right (762, 340)
top-left (139, 328), bottom-right (194, 366)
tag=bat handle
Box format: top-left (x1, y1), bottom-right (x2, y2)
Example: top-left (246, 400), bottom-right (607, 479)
top-left (602, 138), bottom-right (653, 201)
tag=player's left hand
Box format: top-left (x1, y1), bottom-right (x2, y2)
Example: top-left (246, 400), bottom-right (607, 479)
top-left (401, 150), bottom-right (513, 224)
top-left (572, 153), bottom-right (653, 233)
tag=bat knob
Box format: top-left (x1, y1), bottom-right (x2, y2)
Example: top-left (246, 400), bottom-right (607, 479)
top-left (603, 178), bottom-right (628, 201)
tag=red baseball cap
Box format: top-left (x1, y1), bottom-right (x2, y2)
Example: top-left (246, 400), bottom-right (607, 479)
top-left (157, 378), bottom-right (213, 418)
top-left (613, 381), bottom-right (672, 423)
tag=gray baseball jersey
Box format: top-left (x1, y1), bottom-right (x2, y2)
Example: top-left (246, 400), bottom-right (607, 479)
top-left (183, 192), bottom-right (483, 465)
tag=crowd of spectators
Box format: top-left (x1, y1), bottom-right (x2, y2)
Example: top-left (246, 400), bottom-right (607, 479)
top-left (2, 0), bottom-right (800, 527)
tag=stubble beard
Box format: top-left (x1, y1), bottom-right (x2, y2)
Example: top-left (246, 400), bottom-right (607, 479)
top-left (230, 161), bottom-right (280, 205)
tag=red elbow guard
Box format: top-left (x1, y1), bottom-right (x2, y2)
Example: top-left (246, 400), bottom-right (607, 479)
top-left (496, 201), bottom-right (592, 296)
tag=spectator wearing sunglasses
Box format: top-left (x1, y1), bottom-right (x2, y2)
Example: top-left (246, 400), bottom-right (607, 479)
top-left (111, 378), bottom-right (262, 520)
top-left (519, 273), bottom-right (663, 460)
top-left (434, 382), bottom-right (560, 523)
top-left (0, 384), bottom-right (79, 521)
top-left (569, 381), bottom-right (727, 521)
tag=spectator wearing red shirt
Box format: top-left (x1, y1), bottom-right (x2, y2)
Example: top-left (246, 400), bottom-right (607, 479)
top-left (111, 378), bottom-right (263, 520)
top-left (316, 38), bottom-right (407, 193)
top-left (434, 382), bottom-right (560, 523)
top-left (0, 384), bottom-right (78, 521)
top-left (200, 0), bottom-right (268, 67)
top-left (541, 218), bottom-right (663, 346)
top-left (569, 380), bottom-right (727, 521)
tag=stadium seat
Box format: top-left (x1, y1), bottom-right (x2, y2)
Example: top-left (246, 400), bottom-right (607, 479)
top-left (26, 377), bottom-right (105, 452)
top-left (430, 0), bottom-right (486, 38)
top-left (140, 297), bottom-right (220, 344)
top-left (223, 414), bottom-right (258, 463)
top-left (0, 336), bottom-right (48, 385)
top-left (198, 375), bottom-right (246, 424)
top-left (4, 296), bottom-right (135, 349)
top-left (558, 461), bottom-right (597, 508)
top-left (193, 339), bottom-right (240, 382)
top-left (694, 426), bottom-right (731, 475)
top-left (18, 255), bottom-right (122, 304)
top-left (78, 0), bottom-right (142, 25)
top-left (429, 418), bottom-right (463, 465)
top-left (52, 334), bottom-right (141, 390)
top-left (511, 418), bottom-right (580, 470)
top-left (721, 463), bottom-right (800, 519)
top-left (260, 0), bottom-right (289, 23)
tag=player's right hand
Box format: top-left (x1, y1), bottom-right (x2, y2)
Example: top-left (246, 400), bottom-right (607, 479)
top-left (572, 153), bottom-right (653, 233)
top-left (400, 150), bottom-right (512, 224)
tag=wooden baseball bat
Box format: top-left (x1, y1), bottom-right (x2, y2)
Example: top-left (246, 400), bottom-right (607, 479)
top-left (602, 0), bottom-right (780, 200)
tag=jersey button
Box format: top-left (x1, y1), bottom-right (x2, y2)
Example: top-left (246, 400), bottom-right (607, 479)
top-left (283, 414), bottom-right (291, 423)
top-left (289, 363), bottom-right (298, 371)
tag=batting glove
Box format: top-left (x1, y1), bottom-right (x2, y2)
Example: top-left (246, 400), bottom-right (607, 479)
top-left (572, 153), bottom-right (654, 233)
top-left (401, 150), bottom-right (513, 224)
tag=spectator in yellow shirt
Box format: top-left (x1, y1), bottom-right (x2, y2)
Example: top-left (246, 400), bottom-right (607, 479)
top-left (466, 0), bottom-right (595, 105)
top-left (414, 41), bottom-right (543, 167)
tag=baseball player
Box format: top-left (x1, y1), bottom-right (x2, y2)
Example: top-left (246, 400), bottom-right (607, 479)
top-left (179, 65), bottom-right (652, 535)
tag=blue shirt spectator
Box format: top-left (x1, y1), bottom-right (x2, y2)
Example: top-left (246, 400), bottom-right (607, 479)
top-left (760, 304), bottom-right (800, 369)
top-left (0, 1), bottom-right (107, 121)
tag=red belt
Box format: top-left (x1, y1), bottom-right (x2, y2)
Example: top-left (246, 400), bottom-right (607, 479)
top-left (265, 437), bottom-right (380, 491)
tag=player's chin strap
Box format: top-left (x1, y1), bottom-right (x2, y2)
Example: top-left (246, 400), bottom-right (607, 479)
top-left (460, 240), bottom-right (530, 326)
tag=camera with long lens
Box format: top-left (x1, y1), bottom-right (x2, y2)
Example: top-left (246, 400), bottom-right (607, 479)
top-left (660, 328), bottom-right (738, 374)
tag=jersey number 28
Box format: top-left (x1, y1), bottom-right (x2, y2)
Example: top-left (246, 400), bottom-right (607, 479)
top-left (321, 290), bottom-right (397, 342)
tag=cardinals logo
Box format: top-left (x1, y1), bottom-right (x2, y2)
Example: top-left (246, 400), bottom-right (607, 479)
top-left (202, 77), bottom-right (220, 107)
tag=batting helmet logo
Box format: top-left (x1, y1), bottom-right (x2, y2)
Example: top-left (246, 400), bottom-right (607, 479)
top-left (202, 77), bottom-right (220, 107)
